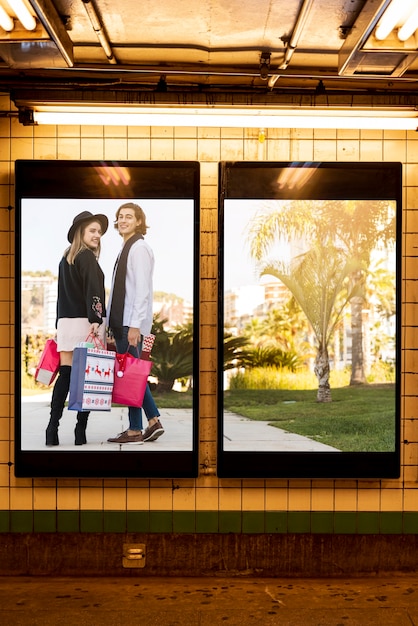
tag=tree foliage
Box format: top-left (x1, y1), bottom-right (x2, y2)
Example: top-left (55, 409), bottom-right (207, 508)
top-left (260, 244), bottom-right (362, 401)
top-left (247, 198), bottom-right (395, 400)
top-left (151, 315), bottom-right (194, 392)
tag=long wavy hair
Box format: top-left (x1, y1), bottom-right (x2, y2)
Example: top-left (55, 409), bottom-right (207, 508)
top-left (65, 220), bottom-right (102, 265)
top-left (114, 202), bottom-right (149, 235)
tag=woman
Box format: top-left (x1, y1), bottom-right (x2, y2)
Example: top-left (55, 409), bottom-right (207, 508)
top-left (45, 210), bottom-right (108, 446)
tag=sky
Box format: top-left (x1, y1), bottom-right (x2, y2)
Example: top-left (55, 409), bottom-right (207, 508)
top-left (21, 197), bottom-right (396, 300)
top-left (223, 198), bottom-right (397, 292)
top-left (20, 197), bottom-right (281, 301)
top-left (223, 199), bottom-right (290, 290)
top-left (21, 198), bottom-right (195, 301)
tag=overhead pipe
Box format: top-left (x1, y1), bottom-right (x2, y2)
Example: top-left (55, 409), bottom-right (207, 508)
top-left (82, 0), bottom-right (117, 64)
top-left (269, 0), bottom-right (315, 88)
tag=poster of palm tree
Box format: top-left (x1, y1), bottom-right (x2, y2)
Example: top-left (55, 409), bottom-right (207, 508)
top-left (218, 161), bottom-right (401, 479)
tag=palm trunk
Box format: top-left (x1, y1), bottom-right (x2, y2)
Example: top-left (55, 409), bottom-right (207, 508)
top-left (342, 315), bottom-right (348, 367)
top-left (333, 325), bottom-right (340, 371)
top-left (314, 344), bottom-right (332, 403)
top-left (350, 295), bottom-right (366, 385)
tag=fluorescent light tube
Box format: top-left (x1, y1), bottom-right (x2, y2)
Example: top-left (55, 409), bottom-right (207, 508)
top-left (7, 0), bottom-right (36, 31)
top-left (398, 6), bottom-right (418, 40)
top-left (375, 0), bottom-right (417, 40)
top-left (0, 6), bottom-right (14, 30)
top-left (31, 108), bottom-right (418, 131)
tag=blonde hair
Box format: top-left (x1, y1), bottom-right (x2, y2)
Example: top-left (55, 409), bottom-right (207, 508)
top-left (65, 221), bottom-right (102, 265)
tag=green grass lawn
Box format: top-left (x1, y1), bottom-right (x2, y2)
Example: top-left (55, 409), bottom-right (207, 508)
top-left (151, 388), bottom-right (194, 409)
top-left (224, 384), bottom-right (396, 452)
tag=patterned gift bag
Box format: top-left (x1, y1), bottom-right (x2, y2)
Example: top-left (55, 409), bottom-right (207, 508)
top-left (68, 345), bottom-right (116, 411)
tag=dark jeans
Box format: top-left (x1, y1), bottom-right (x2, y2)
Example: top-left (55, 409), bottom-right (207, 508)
top-left (115, 327), bottom-right (160, 431)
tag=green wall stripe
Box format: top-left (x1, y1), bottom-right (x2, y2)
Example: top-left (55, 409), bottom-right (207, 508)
top-left (0, 510), bottom-right (412, 534)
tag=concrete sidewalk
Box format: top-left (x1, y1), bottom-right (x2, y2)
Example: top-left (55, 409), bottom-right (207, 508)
top-left (1, 574), bottom-right (417, 625)
top-left (21, 394), bottom-right (338, 452)
top-left (223, 411), bottom-right (339, 452)
top-left (21, 394), bottom-right (193, 451)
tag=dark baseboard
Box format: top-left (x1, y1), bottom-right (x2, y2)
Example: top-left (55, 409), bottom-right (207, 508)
top-left (1, 533), bottom-right (417, 577)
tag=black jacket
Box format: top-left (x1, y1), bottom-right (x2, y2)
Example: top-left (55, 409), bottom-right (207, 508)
top-left (56, 248), bottom-right (106, 326)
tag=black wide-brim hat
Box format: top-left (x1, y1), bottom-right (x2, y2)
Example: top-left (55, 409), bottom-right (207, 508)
top-left (67, 211), bottom-right (109, 243)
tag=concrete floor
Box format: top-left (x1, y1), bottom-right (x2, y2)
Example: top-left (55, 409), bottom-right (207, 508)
top-left (1, 574), bottom-right (418, 625)
top-left (21, 394), bottom-right (338, 452)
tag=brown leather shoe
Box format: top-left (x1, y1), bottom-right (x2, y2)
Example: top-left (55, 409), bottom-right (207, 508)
top-left (143, 420), bottom-right (164, 442)
top-left (107, 430), bottom-right (144, 444)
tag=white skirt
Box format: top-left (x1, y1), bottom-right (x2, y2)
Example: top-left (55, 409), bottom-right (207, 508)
top-left (56, 318), bottom-right (107, 352)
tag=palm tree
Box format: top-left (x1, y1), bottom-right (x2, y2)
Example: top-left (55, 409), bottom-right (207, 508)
top-left (240, 345), bottom-right (302, 372)
top-left (329, 200), bottom-right (396, 384)
top-left (151, 318), bottom-right (253, 391)
top-left (245, 297), bottom-right (310, 353)
top-left (242, 298), bottom-right (311, 370)
top-left (248, 198), bottom-right (396, 387)
top-left (260, 243), bottom-right (361, 401)
top-left (363, 260), bottom-right (396, 368)
top-left (223, 333), bottom-right (250, 370)
top-left (151, 324), bottom-right (194, 392)
top-left (150, 315), bottom-right (194, 392)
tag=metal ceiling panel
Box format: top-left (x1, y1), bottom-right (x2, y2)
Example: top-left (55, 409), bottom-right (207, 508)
top-left (339, 0), bottom-right (418, 77)
top-left (0, 40), bottom-right (70, 68)
top-left (0, 0), bottom-right (416, 96)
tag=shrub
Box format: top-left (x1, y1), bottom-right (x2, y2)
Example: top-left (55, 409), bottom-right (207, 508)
top-left (228, 366), bottom-right (318, 390)
top-left (367, 360), bottom-right (395, 383)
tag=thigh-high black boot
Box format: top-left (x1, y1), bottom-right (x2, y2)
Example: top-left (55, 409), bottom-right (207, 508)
top-left (45, 365), bottom-right (71, 446)
top-left (74, 411), bottom-right (89, 445)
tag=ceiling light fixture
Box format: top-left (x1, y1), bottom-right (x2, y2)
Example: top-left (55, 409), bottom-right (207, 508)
top-left (375, 0), bottom-right (418, 41)
top-left (6, 0), bottom-right (36, 31)
top-left (0, 5), bottom-right (14, 31)
top-left (23, 105), bottom-right (418, 131)
top-left (398, 5), bottom-right (418, 41)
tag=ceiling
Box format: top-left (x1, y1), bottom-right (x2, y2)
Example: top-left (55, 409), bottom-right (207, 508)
top-left (1, 0), bottom-right (418, 110)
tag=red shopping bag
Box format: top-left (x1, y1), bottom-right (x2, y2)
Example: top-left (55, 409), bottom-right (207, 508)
top-left (35, 338), bottom-right (60, 386)
top-left (112, 334), bottom-right (155, 407)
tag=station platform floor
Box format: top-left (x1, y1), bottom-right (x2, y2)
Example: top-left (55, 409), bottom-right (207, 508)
top-left (1, 574), bottom-right (418, 625)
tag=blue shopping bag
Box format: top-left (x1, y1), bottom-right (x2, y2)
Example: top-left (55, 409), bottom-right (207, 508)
top-left (68, 345), bottom-right (115, 411)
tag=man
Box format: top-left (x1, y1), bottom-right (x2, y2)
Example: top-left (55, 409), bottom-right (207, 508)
top-left (107, 202), bottom-right (164, 444)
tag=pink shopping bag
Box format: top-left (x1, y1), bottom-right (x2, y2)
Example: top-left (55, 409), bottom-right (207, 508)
top-left (112, 334), bottom-right (155, 407)
top-left (35, 338), bottom-right (60, 386)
